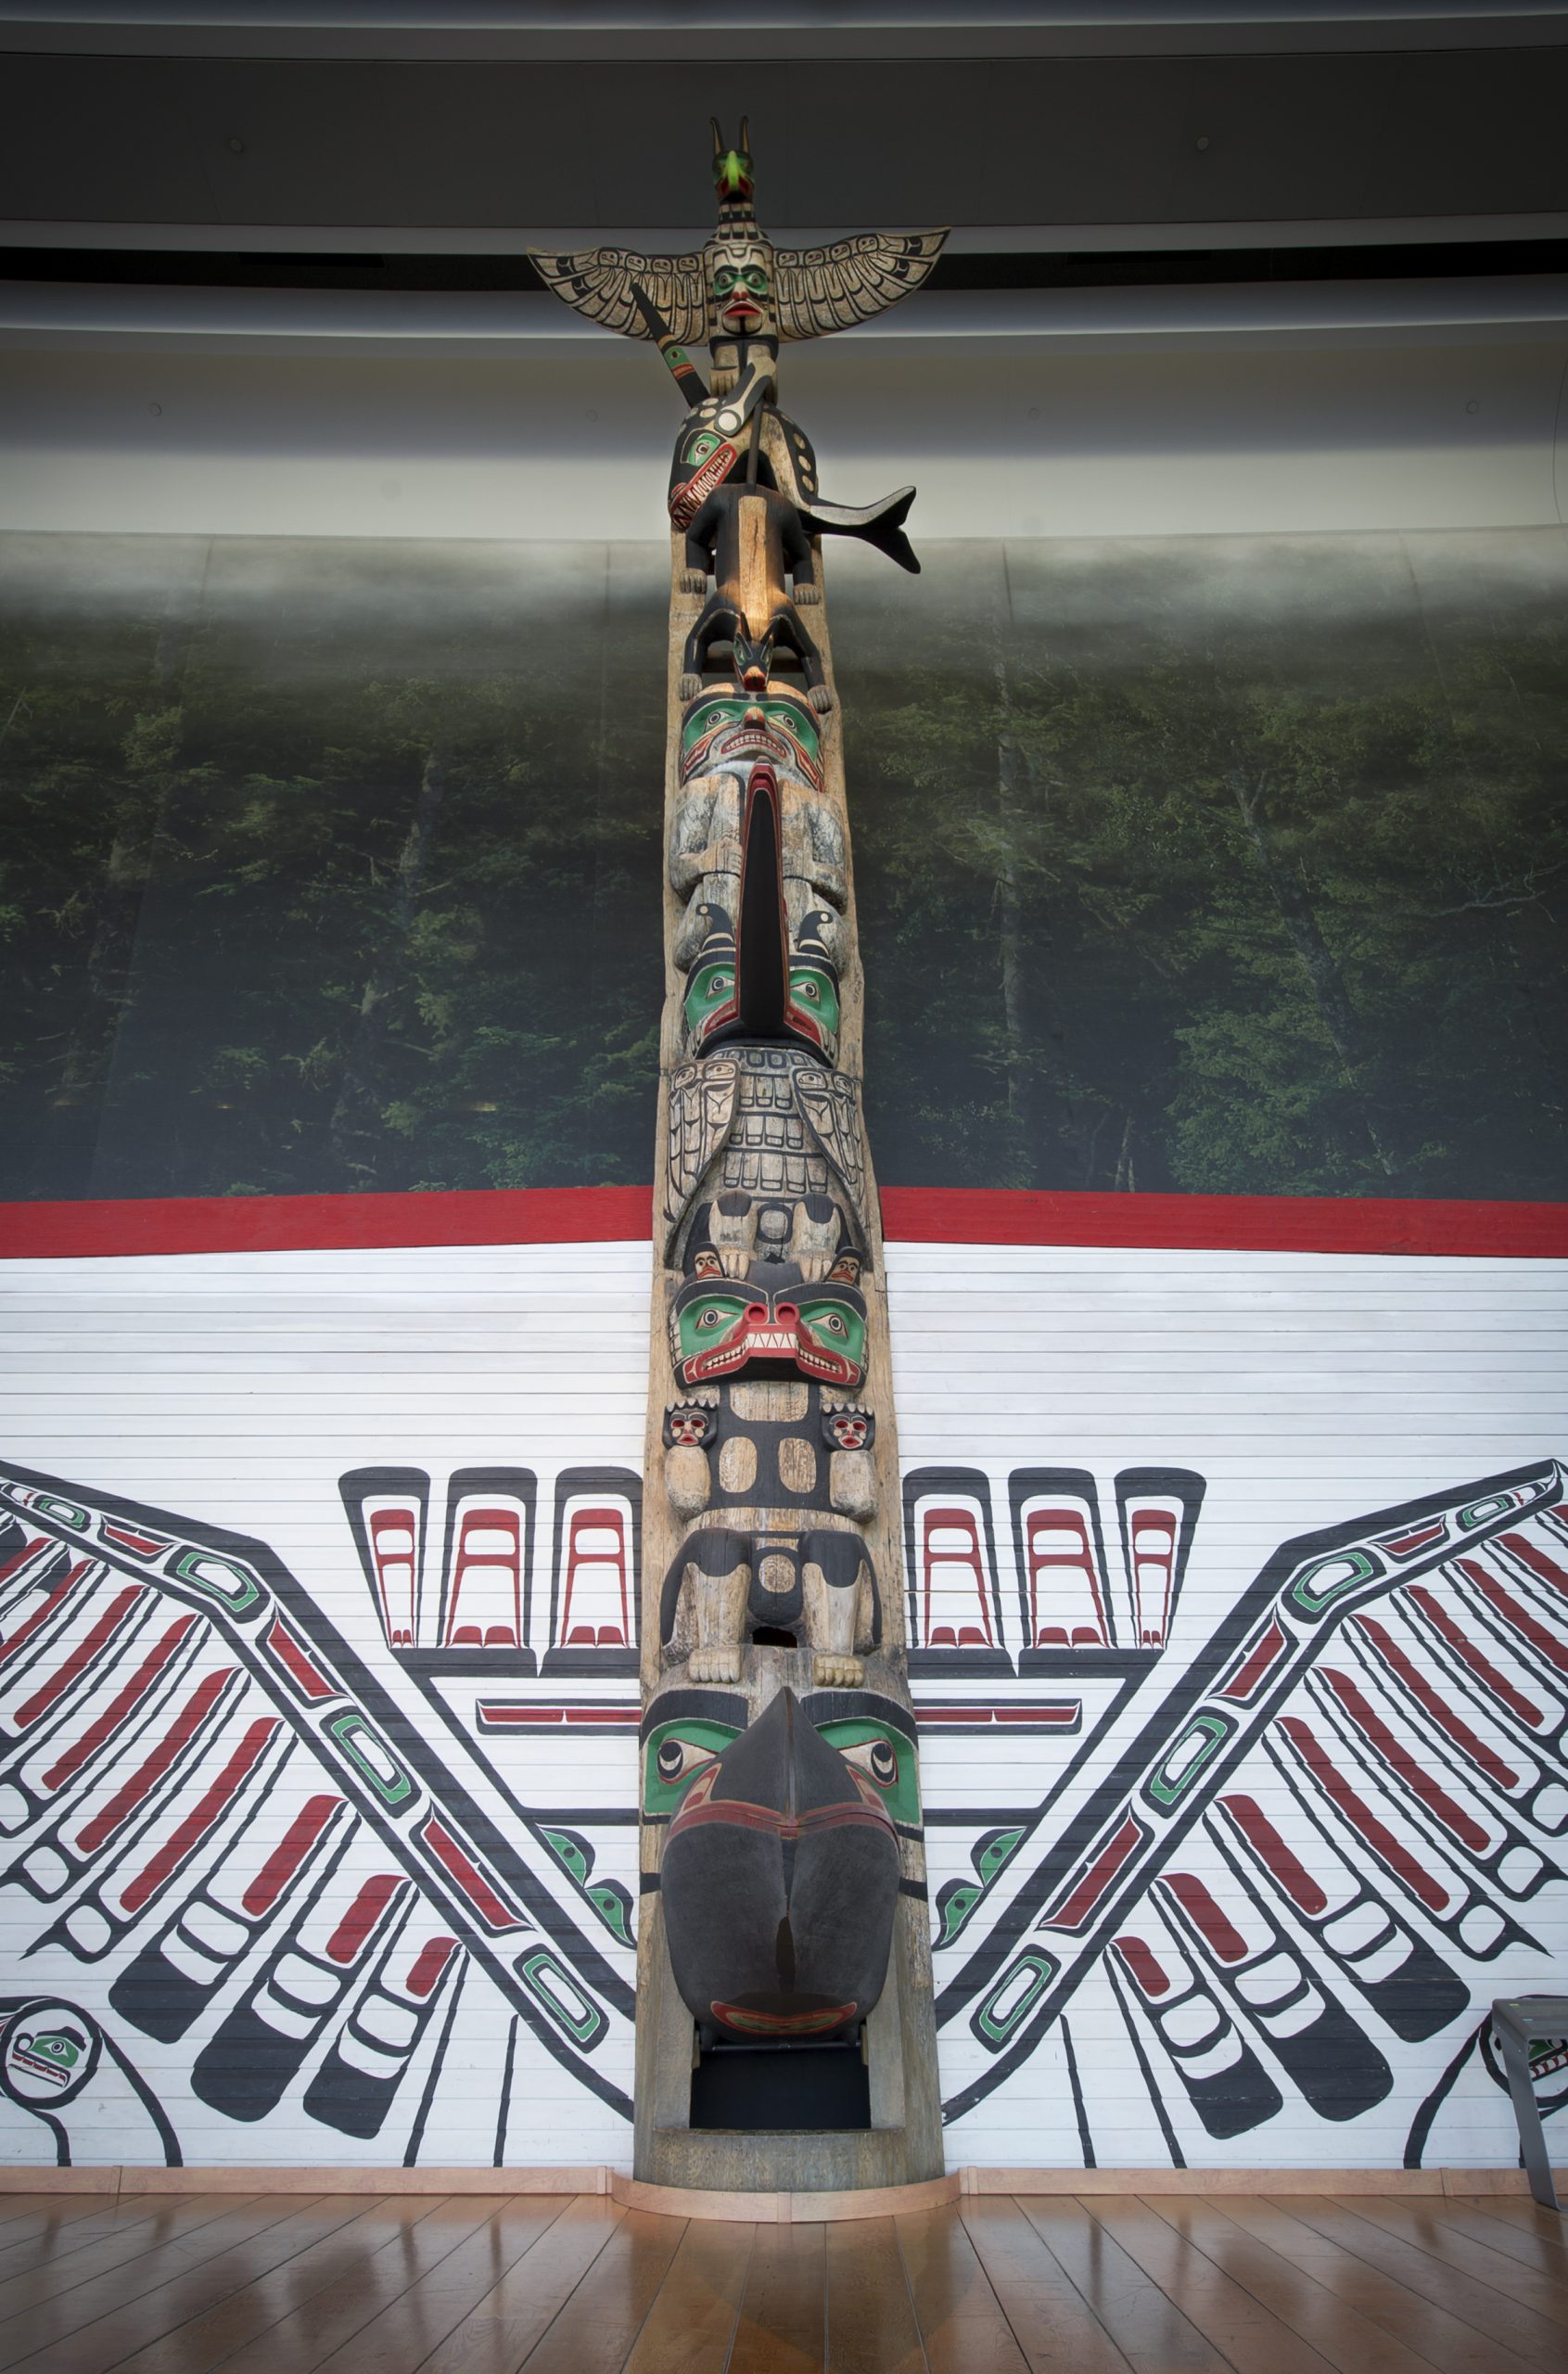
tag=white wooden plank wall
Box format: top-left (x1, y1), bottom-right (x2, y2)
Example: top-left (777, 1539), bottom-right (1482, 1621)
top-left (0, 1234), bottom-right (1562, 2173)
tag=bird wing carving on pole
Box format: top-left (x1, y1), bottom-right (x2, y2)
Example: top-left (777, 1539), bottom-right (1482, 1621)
top-left (773, 229), bottom-right (949, 339)
top-left (531, 248), bottom-right (707, 345)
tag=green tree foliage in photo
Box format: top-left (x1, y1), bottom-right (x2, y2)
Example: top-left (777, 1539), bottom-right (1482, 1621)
top-left (836, 532), bottom-right (1568, 1198)
top-left (1, 526), bottom-right (1564, 1203)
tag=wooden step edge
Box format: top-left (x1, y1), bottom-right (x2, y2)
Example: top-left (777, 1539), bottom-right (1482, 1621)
top-left (0, 2163), bottom-right (1542, 2200)
top-left (609, 2169), bottom-right (963, 2222)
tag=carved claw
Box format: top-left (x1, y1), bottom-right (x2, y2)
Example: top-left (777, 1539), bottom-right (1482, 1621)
top-left (795, 583), bottom-right (822, 606)
top-left (812, 1652), bottom-right (864, 1689)
top-left (679, 569), bottom-right (708, 596)
top-left (807, 684), bottom-right (835, 715)
top-left (678, 672), bottom-right (702, 703)
top-left (689, 1646), bottom-right (743, 1683)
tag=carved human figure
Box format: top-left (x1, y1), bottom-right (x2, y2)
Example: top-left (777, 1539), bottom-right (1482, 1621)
top-left (669, 687), bottom-right (847, 968)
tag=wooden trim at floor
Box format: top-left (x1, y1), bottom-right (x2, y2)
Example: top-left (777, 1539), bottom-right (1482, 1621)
top-left (0, 2163), bottom-right (1542, 2206)
top-left (608, 2171), bottom-right (962, 2224)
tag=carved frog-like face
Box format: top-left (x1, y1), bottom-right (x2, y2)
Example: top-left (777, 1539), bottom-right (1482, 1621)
top-left (670, 1274), bottom-right (868, 1388)
top-left (680, 689), bottom-right (825, 794)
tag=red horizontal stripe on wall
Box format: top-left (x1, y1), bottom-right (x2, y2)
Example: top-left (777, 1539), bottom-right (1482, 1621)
top-left (0, 1184), bottom-right (1563, 1260)
top-left (876, 1186), bottom-right (1568, 1258)
top-left (0, 1185), bottom-right (652, 1259)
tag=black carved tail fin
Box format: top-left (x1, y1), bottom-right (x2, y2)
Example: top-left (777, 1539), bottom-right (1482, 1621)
top-left (801, 485), bottom-right (921, 575)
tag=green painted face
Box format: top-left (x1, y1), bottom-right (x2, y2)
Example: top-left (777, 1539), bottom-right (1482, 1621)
top-left (712, 262), bottom-right (771, 301)
top-left (796, 1292), bottom-right (866, 1376)
top-left (645, 1710), bottom-right (921, 1828)
top-left (787, 957), bottom-right (839, 1044)
top-left (644, 1716), bottom-right (740, 1816)
top-left (815, 1719), bottom-right (923, 1830)
top-left (683, 955), bottom-right (735, 1041)
top-left (678, 692), bottom-right (823, 786)
top-left (673, 1285), bottom-right (752, 1371)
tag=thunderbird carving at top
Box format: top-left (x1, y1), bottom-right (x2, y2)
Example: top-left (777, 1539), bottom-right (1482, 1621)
top-left (532, 118), bottom-right (946, 358)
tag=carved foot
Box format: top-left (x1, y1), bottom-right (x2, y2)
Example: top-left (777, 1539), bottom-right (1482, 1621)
top-left (678, 672), bottom-right (702, 702)
top-left (807, 685), bottom-right (835, 715)
top-left (795, 583), bottom-right (822, 606)
top-left (812, 1652), bottom-right (864, 1689)
top-left (689, 1646), bottom-right (743, 1683)
top-left (679, 569), bottom-right (708, 596)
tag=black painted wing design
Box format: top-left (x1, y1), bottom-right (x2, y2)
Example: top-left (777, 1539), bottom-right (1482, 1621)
top-left (774, 230), bottom-right (949, 340)
top-left (928, 1456), bottom-right (1568, 2168)
top-left (530, 247), bottom-right (706, 344)
top-left (0, 1460), bottom-right (635, 2166)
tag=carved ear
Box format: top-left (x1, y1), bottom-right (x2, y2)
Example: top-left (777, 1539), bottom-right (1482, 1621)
top-left (739, 116), bottom-right (750, 153)
top-left (711, 117), bottom-right (725, 155)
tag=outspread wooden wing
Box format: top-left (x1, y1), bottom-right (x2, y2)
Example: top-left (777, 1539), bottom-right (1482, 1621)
top-left (530, 247), bottom-right (706, 344)
top-left (794, 1065), bottom-right (870, 1245)
top-left (774, 230), bottom-right (948, 341)
top-left (665, 1055), bottom-right (740, 1253)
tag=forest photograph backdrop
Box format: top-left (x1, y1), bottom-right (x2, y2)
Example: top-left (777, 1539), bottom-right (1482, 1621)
top-left (1, 524), bottom-right (1564, 1206)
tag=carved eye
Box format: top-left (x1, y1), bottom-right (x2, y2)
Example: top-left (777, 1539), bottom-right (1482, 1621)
top-left (793, 977), bottom-right (820, 1003)
top-left (842, 1738), bottom-right (899, 1789)
top-left (657, 1738), bottom-right (718, 1785)
top-left (814, 1311), bottom-right (848, 1336)
top-left (695, 1305), bottom-right (731, 1331)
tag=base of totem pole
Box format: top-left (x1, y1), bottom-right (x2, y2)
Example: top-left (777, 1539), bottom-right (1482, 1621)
top-left (609, 2169), bottom-right (962, 2224)
top-left (631, 1895), bottom-right (945, 2197)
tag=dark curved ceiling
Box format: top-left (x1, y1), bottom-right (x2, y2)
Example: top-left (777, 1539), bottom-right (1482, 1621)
top-left (2, 5), bottom-right (1566, 247)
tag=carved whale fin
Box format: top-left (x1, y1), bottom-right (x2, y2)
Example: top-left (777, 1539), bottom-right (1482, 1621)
top-left (800, 484), bottom-right (921, 576)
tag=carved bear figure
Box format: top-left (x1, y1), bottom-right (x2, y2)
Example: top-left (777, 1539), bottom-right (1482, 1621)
top-left (659, 1380), bottom-right (878, 1688)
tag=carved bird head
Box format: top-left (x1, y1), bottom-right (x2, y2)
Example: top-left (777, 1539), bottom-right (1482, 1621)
top-left (711, 116), bottom-right (755, 206)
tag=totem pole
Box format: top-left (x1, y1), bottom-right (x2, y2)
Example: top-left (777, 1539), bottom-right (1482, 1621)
top-left (536, 124), bottom-right (947, 2190)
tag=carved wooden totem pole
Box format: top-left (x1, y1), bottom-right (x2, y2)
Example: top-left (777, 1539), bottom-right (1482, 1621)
top-left (537, 125), bottom-right (947, 2191)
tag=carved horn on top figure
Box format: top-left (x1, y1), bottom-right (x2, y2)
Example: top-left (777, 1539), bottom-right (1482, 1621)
top-left (535, 127), bottom-right (947, 2194)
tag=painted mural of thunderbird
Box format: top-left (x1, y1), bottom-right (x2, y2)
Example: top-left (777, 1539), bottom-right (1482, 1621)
top-left (0, 1449), bottom-right (1564, 2167)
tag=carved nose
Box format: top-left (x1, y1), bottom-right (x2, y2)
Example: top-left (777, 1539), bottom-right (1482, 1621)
top-left (775, 1303), bottom-right (799, 1326)
top-left (746, 1302), bottom-right (768, 1324)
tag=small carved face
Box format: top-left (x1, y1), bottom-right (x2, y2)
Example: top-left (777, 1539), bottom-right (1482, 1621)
top-left (823, 1408), bottom-right (873, 1454)
top-left (664, 1403), bottom-right (718, 1450)
top-left (708, 245), bottom-right (774, 342)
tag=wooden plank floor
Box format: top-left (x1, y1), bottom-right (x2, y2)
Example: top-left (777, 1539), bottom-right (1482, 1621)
top-left (0, 2191), bottom-right (1560, 2373)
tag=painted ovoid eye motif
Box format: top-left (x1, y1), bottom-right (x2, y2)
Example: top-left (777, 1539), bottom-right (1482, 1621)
top-left (673, 1288), bottom-right (750, 1368)
top-left (644, 1717), bottom-right (740, 1817)
top-left (796, 1295), bottom-right (866, 1379)
top-left (787, 960), bottom-right (839, 1042)
top-left (682, 428), bottom-right (723, 467)
top-left (683, 958), bottom-right (735, 1040)
top-left (819, 1719), bottom-right (923, 1831)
